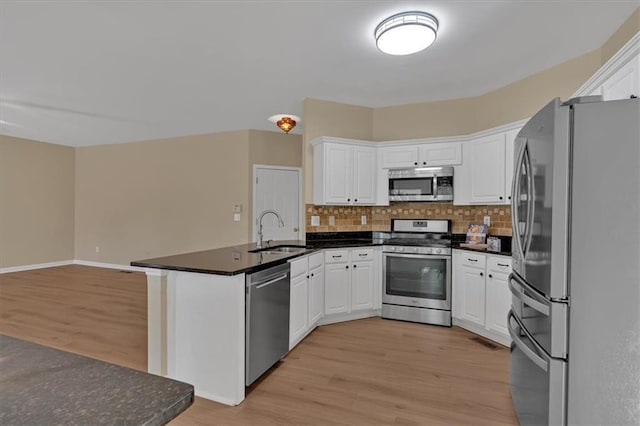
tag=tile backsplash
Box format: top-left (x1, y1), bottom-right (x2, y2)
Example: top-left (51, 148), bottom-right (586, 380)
top-left (306, 203), bottom-right (512, 236)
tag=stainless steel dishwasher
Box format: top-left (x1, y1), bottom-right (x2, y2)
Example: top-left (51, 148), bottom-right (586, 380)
top-left (245, 262), bottom-right (290, 386)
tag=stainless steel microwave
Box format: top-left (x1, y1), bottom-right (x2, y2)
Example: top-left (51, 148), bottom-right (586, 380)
top-left (388, 167), bottom-right (454, 202)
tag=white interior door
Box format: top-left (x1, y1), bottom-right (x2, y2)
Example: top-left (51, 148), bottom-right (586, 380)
top-left (253, 166), bottom-right (301, 243)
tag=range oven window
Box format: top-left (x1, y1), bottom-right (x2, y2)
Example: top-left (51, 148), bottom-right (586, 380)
top-left (385, 256), bottom-right (448, 300)
top-left (389, 177), bottom-right (434, 196)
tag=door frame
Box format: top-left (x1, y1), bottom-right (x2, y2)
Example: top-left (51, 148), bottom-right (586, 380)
top-left (252, 164), bottom-right (304, 243)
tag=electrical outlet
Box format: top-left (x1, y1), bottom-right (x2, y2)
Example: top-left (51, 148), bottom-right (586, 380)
top-left (233, 213), bottom-right (241, 222)
top-left (95, 246), bottom-right (100, 253)
top-left (233, 204), bottom-right (242, 213)
top-left (361, 215), bottom-right (367, 225)
top-left (328, 216), bottom-right (335, 226)
top-left (311, 215), bottom-right (320, 226)
top-left (484, 216), bottom-right (491, 226)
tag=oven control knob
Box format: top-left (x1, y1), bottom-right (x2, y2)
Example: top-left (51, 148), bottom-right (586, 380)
top-left (435, 248), bottom-right (441, 254)
top-left (397, 247), bottom-right (404, 252)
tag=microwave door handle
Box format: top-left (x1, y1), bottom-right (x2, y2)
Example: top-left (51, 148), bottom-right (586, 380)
top-left (507, 310), bottom-right (549, 372)
top-left (511, 140), bottom-right (527, 262)
top-left (432, 176), bottom-right (438, 199)
top-left (509, 273), bottom-right (550, 316)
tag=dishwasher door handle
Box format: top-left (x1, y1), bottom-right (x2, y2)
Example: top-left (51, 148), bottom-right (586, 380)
top-left (254, 273), bottom-right (289, 289)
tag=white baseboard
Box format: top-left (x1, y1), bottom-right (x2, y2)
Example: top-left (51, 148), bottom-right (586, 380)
top-left (0, 259), bottom-right (145, 274)
top-left (0, 260), bottom-right (74, 274)
top-left (318, 309), bottom-right (381, 326)
top-left (73, 260), bottom-right (145, 272)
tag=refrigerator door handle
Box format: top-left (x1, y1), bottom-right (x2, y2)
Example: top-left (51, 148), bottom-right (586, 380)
top-left (511, 139), bottom-right (527, 261)
top-left (508, 310), bottom-right (549, 372)
top-left (509, 273), bottom-right (550, 316)
top-left (523, 146), bottom-right (535, 257)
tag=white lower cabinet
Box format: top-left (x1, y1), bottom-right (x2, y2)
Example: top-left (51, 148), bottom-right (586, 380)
top-left (452, 249), bottom-right (512, 346)
top-left (323, 247), bottom-right (381, 323)
top-left (288, 252), bottom-right (325, 350)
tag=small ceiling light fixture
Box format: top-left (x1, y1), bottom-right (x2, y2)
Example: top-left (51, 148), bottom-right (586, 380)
top-left (268, 114), bottom-right (300, 134)
top-left (375, 11), bottom-right (439, 56)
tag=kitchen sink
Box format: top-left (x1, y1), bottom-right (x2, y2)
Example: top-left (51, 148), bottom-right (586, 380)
top-left (249, 245), bottom-right (307, 254)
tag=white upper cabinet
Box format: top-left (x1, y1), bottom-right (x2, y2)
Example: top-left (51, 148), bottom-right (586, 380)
top-left (313, 139), bottom-right (377, 205)
top-left (600, 54), bottom-right (640, 101)
top-left (380, 142), bottom-right (462, 169)
top-left (380, 145), bottom-right (420, 168)
top-left (454, 127), bottom-right (520, 205)
top-left (351, 146), bottom-right (377, 204)
top-left (419, 142), bottom-right (462, 167)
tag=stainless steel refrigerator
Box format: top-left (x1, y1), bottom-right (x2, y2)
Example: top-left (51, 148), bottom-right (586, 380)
top-left (508, 96), bottom-right (640, 425)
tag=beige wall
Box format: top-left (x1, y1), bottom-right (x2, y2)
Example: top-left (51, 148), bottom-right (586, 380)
top-left (73, 129), bottom-right (302, 265)
top-left (247, 130), bottom-right (303, 237)
top-left (0, 135), bottom-right (75, 268)
top-left (74, 131), bottom-right (251, 265)
top-left (303, 99), bottom-right (374, 203)
top-left (602, 7), bottom-right (640, 65)
top-left (370, 48), bottom-right (602, 141)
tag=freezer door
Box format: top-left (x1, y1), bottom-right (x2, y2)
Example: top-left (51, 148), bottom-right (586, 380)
top-left (508, 311), bottom-right (567, 426)
top-left (512, 98), bottom-right (570, 300)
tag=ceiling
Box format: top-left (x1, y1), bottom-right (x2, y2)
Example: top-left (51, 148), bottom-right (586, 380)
top-left (0, 1), bottom-right (638, 147)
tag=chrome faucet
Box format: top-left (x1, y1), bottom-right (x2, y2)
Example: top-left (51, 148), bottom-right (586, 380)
top-left (256, 210), bottom-right (285, 248)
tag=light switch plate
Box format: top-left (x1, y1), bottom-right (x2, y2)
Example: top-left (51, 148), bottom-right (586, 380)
top-left (361, 215), bottom-right (367, 225)
top-left (484, 216), bottom-right (491, 226)
top-left (311, 215), bottom-right (320, 226)
top-left (328, 216), bottom-right (335, 226)
top-left (233, 213), bottom-right (241, 222)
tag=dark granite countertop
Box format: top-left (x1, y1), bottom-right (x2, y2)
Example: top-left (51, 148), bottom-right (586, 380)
top-left (131, 240), bottom-right (312, 276)
top-left (0, 334), bottom-right (193, 426)
top-left (451, 234), bottom-right (512, 257)
top-left (131, 236), bottom-right (383, 276)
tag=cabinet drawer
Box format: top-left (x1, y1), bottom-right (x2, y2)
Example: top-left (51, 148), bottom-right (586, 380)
top-left (325, 250), bottom-right (349, 263)
top-left (351, 248), bottom-right (374, 261)
top-left (308, 252), bottom-right (324, 270)
top-left (487, 256), bottom-right (512, 273)
top-left (289, 256), bottom-right (308, 278)
top-left (460, 252), bottom-right (486, 269)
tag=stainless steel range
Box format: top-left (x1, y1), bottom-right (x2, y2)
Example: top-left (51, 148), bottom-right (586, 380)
top-left (381, 219), bottom-right (452, 327)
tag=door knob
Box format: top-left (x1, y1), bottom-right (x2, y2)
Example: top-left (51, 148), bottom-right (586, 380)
top-left (293, 227), bottom-right (299, 232)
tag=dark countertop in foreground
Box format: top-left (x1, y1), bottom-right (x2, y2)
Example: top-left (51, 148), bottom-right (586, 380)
top-left (131, 238), bottom-right (382, 276)
top-left (451, 242), bottom-right (512, 257)
top-left (0, 334), bottom-right (194, 426)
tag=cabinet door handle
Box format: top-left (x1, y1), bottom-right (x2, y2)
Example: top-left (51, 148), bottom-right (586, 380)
top-left (332, 255), bottom-right (342, 259)
top-left (345, 265), bottom-right (349, 269)
top-left (422, 161), bottom-right (426, 165)
top-left (358, 253), bottom-right (367, 257)
top-left (497, 263), bottom-right (509, 267)
top-left (354, 199), bottom-right (358, 202)
top-left (468, 258), bottom-right (478, 262)
top-left (311, 273), bottom-right (314, 277)
top-left (488, 274), bottom-right (493, 278)
top-left (306, 275), bottom-right (309, 279)
top-left (480, 272), bottom-right (484, 277)
top-left (414, 162), bottom-right (418, 166)
top-left (347, 198), bottom-right (351, 202)
top-left (353, 264), bottom-right (357, 268)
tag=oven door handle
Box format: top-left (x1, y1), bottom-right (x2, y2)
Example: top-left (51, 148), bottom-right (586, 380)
top-left (383, 252), bottom-right (452, 261)
top-left (507, 310), bottom-right (549, 372)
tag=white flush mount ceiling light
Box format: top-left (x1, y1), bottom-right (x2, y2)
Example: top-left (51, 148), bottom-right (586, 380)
top-left (375, 11), bottom-right (439, 56)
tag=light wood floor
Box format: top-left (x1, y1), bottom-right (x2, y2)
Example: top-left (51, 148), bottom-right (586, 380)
top-left (0, 265), bottom-right (518, 425)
